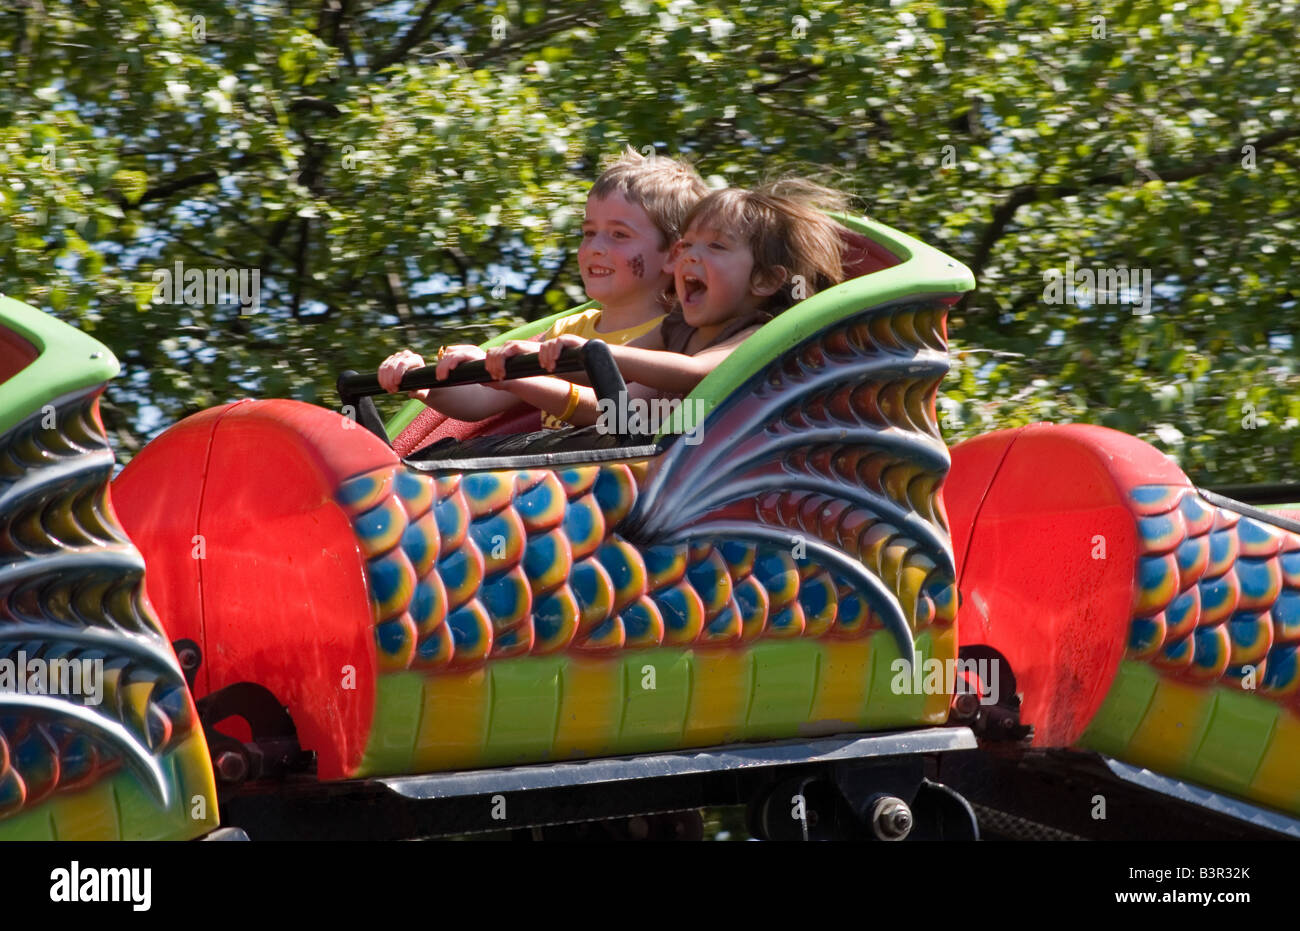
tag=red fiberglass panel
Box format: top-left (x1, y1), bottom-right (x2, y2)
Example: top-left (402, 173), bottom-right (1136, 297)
top-left (950, 424), bottom-right (1187, 746)
top-left (113, 407), bottom-right (222, 692)
top-left (116, 399), bottom-right (397, 780)
top-left (197, 400), bottom-right (395, 779)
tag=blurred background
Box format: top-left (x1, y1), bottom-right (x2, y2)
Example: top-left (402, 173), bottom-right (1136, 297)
top-left (1, 0), bottom-right (1296, 482)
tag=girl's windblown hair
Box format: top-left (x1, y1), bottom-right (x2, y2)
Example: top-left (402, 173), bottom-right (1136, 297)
top-left (681, 177), bottom-right (852, 313)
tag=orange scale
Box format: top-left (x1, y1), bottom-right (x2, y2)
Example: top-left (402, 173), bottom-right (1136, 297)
top-left (472, 505), bottom-right (527, 576)
top-left (654, 579), bottom-right (706, 646)
top-left (574, 615), bottom-right (625, 653)
top-left (461, 471), bottom-right (516, 519)
top-left (1151, 631), bottom-right (1195, 672)
top-left (1179, 491), bottom-right (1216, 536)
top-left (394, 469), bottom-right (436, 520)
top-left (619, 596), bottom-right (666, 649)
top-left (1212, 508), bottom-right (1240, 531)
top-left (1136, 509), bottom-right (1187, 557)
top-left (490, 621), bottom-right (535, 660)
top-left (1282, 549), bottom-right (1300, 588)
top-left (435, 474), bottom-right (461, 498)
top-left (1133, 553), bottom-right (1181, 617)
top-left (1228, 610), bottom-right (1274, 667)
top-left (1198, 571), bottom-right (1241, 627)
top-left (1164, 586), bottom-right (1201, 641)
top-left (533, 585), bottom-right (580, 654)
top-left (1175, 534), bottom-right (1211, 590)
top-left (445, 599), bottom-right (493, 667)
top-left (354, 495), bottom-right (407, 559)
top-left (914, 592), bottom-right (937, 629)
top-left (368, 547), bottom-right (418, 621)
top-left (435, 489), bottom-right (470, 557)
top-left (514, 471), bottom-right (567, 534)
top-left (571, 556), bottom-right (616, 637)
top-left (592, 464), bottom-right (638, 527)
top-left (688, 549), bottom-right (735, 620)
top-left (402, 508), bottom-right (441, 578)
top-left (375, 612), bottom-right (418, 672)
top-left (557, 465), bottom-right (600, 499)
top-left (1236, 520), bottom-right (1283, 560)
top-left (688, 541), bottom-right (715, 563)
top-left (438, 538), bottom-right (485, 611)
top-left (1186, 624), bottom-right (1232, 681)
top-left (1237, 557), bottom-right (1283, 612)
top-left (563, 494), bottom-right (607, 562)
top-left (513, 470), bottom-right (544, 493)
top-left (337, 467), bottom-right (396, 517)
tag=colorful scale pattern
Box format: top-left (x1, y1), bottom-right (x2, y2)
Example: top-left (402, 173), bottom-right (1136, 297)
top-left (340, 461), bottom-right (929, 670)
top-left (341, 296), bottom-right (959, 775)
top-left (1078, 484), bottom-right (1300, 815)
top-left (1127, 485), bottom-right (1300, 696)
top-left (0, 392), bottom-right (216, 840)
top-left (626, 301), bottom-right (958, 653)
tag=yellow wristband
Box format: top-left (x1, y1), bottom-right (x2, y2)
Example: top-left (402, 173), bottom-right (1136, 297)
top-left (558, 382), bottom-right (582, 422)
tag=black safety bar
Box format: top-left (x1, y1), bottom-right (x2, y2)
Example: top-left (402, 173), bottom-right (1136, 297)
top-left (336, 340), bottom-right (628, 443)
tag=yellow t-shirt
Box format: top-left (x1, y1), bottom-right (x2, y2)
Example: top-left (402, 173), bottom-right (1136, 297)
top-left (539, 309), bottom-right (663, 429)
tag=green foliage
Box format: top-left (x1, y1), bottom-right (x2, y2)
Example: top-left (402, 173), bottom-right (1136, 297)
top-left (0, 0), bottom-right (1296, 481)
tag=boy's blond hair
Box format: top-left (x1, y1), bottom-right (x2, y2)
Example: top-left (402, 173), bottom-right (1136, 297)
top-left (589, 146), bottom-right (709, 249)
top-left (682, 178), bottom-right (850, 314)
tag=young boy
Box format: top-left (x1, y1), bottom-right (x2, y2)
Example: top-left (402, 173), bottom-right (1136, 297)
top-left (378, 148), bottom-right (707, 427)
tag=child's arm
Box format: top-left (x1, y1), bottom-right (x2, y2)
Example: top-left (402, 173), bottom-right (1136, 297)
top-left (487, 376), bottom-right (601, 426)
top-left (538, 329), bottom-right (754, 396)
top-left (491, 328), bottom-right (757, 427)
top-left (377, 346), bottom-right (523, 421)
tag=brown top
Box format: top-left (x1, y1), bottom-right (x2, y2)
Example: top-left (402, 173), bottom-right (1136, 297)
top-left (659, 307), bottom-right (774, 354)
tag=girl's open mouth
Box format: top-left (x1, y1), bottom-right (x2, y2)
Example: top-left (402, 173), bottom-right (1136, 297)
top-left (682, 275), bottom-right (707, 304)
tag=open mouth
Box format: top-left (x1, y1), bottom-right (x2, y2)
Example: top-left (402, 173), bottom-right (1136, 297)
top-left (586, 265), bottom-right (614, 278)
top-left (681, 274), bottom-right (707, 304)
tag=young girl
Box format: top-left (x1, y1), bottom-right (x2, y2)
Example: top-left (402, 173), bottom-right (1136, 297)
top-left (476, 178), bottom-right (851, 426)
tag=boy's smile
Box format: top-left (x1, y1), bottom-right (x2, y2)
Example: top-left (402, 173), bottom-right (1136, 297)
top-left (578, 193), bottom-right (672, 306)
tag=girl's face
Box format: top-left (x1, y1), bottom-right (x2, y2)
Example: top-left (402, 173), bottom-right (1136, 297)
top-left (668, 222), bottom-right (778, 328)
top-left (577, 193), bottom-right (672, 308)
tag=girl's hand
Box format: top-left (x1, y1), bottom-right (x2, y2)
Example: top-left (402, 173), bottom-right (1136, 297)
top-left (538, 334), bottom-right (587, 371)
top-left (434, 344), bottom-right (487, 381)
top-left (484, 340), bottom-right (542, 380)
top-left (378, 349), bottom-right (429, 401)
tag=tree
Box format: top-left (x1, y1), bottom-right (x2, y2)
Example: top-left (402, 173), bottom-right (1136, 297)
top-left (1, 0), bottom-right (1296, 482)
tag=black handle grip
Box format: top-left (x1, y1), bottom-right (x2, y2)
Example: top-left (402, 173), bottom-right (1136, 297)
top-left (337, 341), bottom-right (628, 431)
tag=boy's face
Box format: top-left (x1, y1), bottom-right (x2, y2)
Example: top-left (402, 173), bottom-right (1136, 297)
top-left (668, 222), bottom-right (773, 328)
top-left (578, 193), bottom-right (673, 307)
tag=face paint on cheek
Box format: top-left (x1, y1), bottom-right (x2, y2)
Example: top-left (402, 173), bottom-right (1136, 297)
top-left (628, 254), bottom-right (645, 279)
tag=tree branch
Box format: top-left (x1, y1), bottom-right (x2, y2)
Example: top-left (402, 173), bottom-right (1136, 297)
top-left (962, 126), bottom-right (1300, 304)
top-left (370, 0), bottom-right (443, 71)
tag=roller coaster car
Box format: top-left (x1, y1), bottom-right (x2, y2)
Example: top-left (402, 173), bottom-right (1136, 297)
top-left (3, 210), bottom-right (1300, 841)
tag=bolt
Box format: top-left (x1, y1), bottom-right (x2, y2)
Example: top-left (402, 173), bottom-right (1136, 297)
top-left (870, 796), bottom-right (913, 841)
top-left (215, 750), bottom-right (248, 783)
top-left (177, 647), bottom-right (198, 670)
top-left (953, 692), bottom-right (979, 720)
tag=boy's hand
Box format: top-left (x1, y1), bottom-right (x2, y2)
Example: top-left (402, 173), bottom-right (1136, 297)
top-left (378, 349), bottom-right (430, 401)
top-left (484, 340), bottom-right (542, 380)
top-left (435, 344), bottom-right (487, 381)
top-left (538, 334), bottom-right (588, 371)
